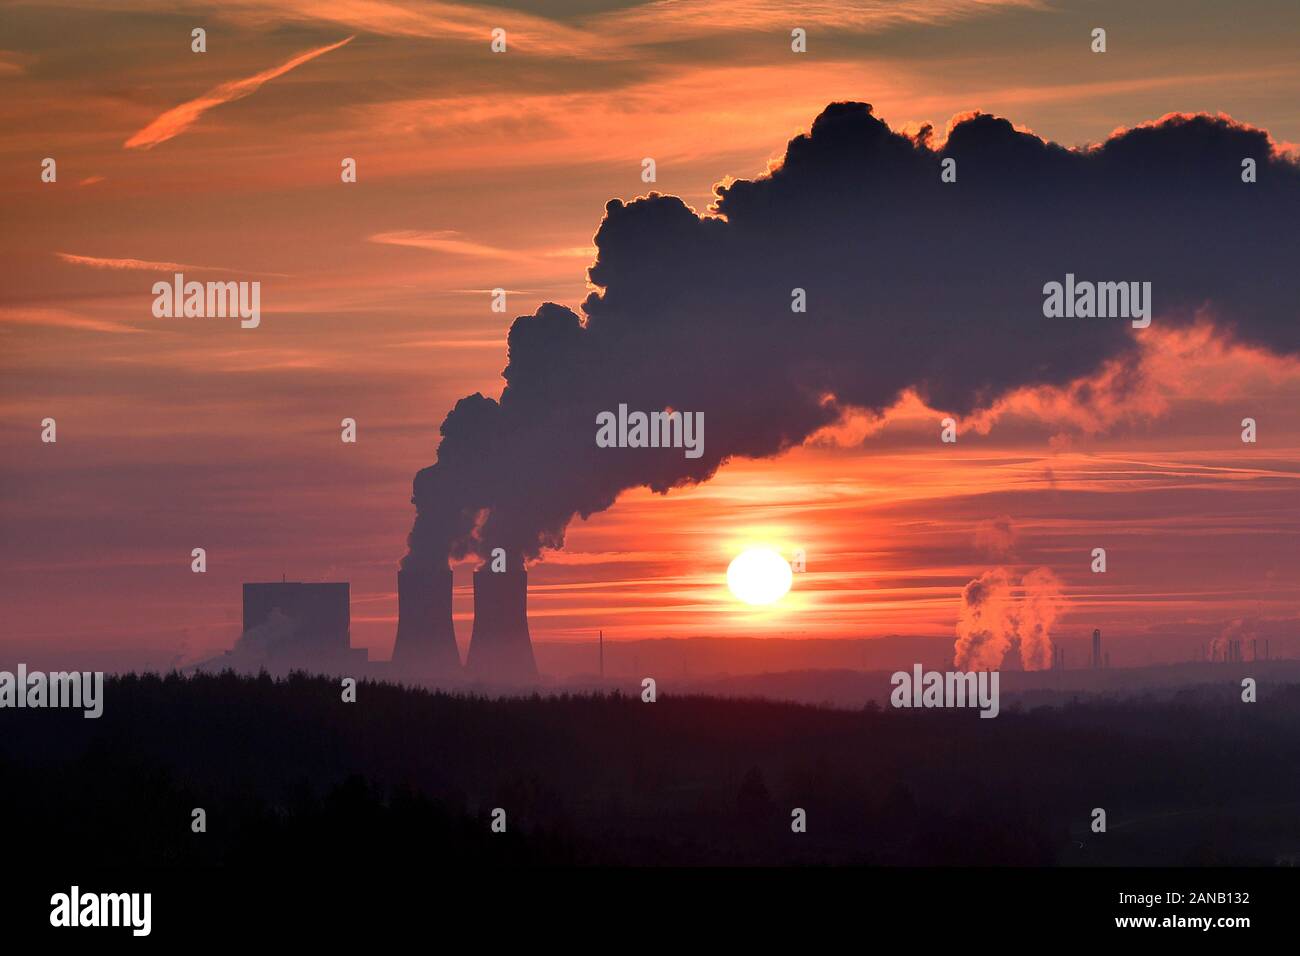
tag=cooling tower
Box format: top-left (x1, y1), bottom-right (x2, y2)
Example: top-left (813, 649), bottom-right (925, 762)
top-left (392, 567), bottom-right (461, 674)
top-left (466, 566), bottom-right (537, 681)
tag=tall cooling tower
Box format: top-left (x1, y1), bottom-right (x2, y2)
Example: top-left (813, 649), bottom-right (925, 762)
top-left (466, 566), bottom-right (537, 681)
top-left (392, 567), bottom-right (461, 674)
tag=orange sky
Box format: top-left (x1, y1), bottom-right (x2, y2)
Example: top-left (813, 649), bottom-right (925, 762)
top-left (2, 0), bottom-right (1299, 668)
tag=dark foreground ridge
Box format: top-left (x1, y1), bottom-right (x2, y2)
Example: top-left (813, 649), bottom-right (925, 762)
top-left (4, 671), bottom-right (1299, 867)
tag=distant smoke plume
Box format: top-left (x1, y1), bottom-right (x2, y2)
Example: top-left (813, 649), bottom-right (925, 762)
top-left (953, 568), bottom-right (1017, 670)
top-left (231, 608), bottom-right (300, 662)
top-left (1213, 617), bottom-right (1257, 660)
top-left (953, 566), bottom-right (1064, 671)
top-left (404, 102), bottom-right (1300, 569)
top-left (973, 515), bottom-right (1017, 558)
top-left (1016, 567), bottom-right (1064, 670)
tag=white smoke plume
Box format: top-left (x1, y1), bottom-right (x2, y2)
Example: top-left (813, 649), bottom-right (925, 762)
top-left (231, 608), bottom-right (300, 662)
top-left (1212, 617), bottom-right (1257, 661)
top-left (1017, 567), bottom-right (1065, 670)
top-left (953, 567), bottom-right (1065, 671)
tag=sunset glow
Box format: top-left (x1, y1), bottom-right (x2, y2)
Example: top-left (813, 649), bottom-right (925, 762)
top-left (2, 0), bottom-right (1298, 673)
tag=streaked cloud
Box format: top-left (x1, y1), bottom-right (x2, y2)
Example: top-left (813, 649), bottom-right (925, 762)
top-left (124, 35), bottom-right (354, 149)
top-left (213, 0), bottom-right (598, 54)
top-left (589, 0), bottom-right (1046, 44)
top-left (367, 232), bottom-right (598, 273)
top-left (355, 61), bottom-right (877, 174)
top-left (0, 306), bottom-right (141, 334)
top-left (367, 230), bottom-right (524, 259)
top-left (57, 252), bottom-right (232, 272)
top-left (383, 336), bottom-right (506, 350)
top-left (56, 252), bottom-right (290, 277)
top-left (110, 0), bottom-right (1037, 54)
top-left (0, 51), bottom-right (32, 76)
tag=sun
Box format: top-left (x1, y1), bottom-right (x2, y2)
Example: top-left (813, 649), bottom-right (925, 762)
top-left (726, 548), bottom-right (793, 606)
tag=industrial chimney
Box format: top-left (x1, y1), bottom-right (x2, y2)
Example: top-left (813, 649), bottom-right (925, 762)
top-left (392, 566), bottom-right (461, 675)
top-left (466, 564), bottom-right (537, 681)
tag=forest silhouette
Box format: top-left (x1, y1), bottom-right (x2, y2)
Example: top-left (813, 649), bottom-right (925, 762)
top-left (3, 671), bottom-right (1298, 866)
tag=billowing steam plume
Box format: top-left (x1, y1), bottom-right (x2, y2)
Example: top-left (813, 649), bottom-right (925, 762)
top-left (954, 567), bottom-right (1065, 671)
top-left (404, 102), bottom-right (1300, 569)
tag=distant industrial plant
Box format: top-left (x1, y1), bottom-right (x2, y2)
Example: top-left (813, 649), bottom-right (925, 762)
top-left (210, 561), bottom-right (538, 684)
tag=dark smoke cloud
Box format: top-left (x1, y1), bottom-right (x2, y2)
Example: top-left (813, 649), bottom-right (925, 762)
top-left (405, 102), bottom-right (1300, 568)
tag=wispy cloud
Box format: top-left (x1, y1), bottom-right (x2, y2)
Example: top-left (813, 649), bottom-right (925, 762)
top-left (588, 0), bottom-right (1045, 44)
top-left (166, 0), bottom-right (602, 56)
top-left (124, 35), bottom-right (354, 149)
top-left (0, 51), bottom-right (32, 76)
top-left (57, 252), bottom-right (219, 272)
top-left (545, 246), bottom-right (599, 259)
top-left (352, 60), bottom-right (877, 174)
top-left (0, 307), bottom-right (141, 334)
top-left (56, 252), bottom-right (290, 277)
top-left (367, 230), bottom-right (523, 259)
top-left (383, 336), bottom-right (506, 350)
top-left (94, 0), bottom-right (1036, 55)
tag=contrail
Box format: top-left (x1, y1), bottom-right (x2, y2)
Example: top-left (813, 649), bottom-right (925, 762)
top-left (56, 252), bottom-right (292, 277)
top-left (57, 252), bottom-right (236, 273)
top-left (124, 36), bottom-right (353, 150)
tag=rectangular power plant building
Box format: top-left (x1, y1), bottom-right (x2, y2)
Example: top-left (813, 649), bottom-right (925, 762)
top-left (242, 582), bottom-right (351, 654)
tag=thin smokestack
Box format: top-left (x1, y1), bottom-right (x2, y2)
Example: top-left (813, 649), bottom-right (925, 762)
top-left (392, 566), bottom-right (461, 674)
top-left (466, 564), bottom-right (537, 681)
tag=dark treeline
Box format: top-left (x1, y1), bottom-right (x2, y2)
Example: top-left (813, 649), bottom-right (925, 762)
top-left (2, 671), bottom-right (1298, 866)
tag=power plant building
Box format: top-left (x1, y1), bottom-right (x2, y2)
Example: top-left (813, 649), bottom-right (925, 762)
top-left (239, 581), bottom-right (367, 670)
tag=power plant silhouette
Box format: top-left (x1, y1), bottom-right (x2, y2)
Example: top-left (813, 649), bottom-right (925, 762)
top-left (392, 566), bottom-right (460, 674)
top-left (392, 560), bottom-right (537, 681)
top-left (223, 581), bottom-right (369, 673)
top-left (222, 559), bottom-right (539, 684)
